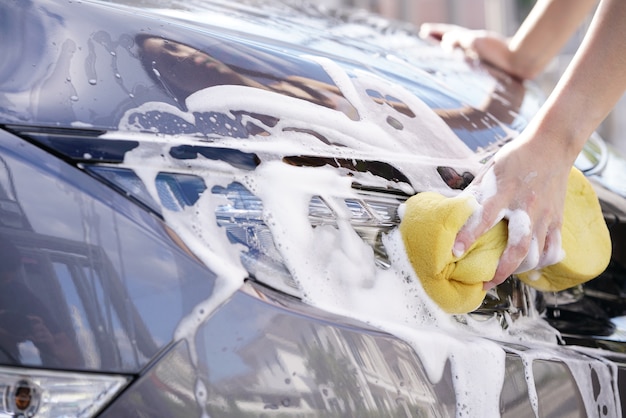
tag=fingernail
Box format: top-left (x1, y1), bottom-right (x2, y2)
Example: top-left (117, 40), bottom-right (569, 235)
top-left (452, 242), bottom-right (465, 257)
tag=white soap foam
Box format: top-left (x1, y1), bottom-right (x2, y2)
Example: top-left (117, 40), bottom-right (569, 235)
top-left (112, 56), bottom-right (620, 416)
top-left (506, 208), bottom-right (532, 247)
top-left (513, 232), bottom-right (539, 274)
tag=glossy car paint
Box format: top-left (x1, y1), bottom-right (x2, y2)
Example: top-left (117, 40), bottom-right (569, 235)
top-left (1, 0), bottom-right (626, 416)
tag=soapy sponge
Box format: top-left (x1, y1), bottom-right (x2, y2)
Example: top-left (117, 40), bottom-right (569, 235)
top-left (399, 167), bottom-right (611, 314)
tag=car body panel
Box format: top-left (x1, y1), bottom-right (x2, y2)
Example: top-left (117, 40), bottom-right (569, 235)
top-left (102, 281), bottom-right (598, 418)
top-left (0, 128), bottom-right (215, 373)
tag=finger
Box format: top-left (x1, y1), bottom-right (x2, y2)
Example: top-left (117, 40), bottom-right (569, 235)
top-left (453, 196), bottom-right (502, 257)
top-left (483, 248), bottom-right (528, 290)
top-left (537, 226), bottom-right (564, 269)
top-left (492, 215), bottom-right (534, 285)
top-left (513, 220), bottom-right (548, 274)
top-left (419, 23), bottom-right (461, 39)
top-left (512, 234), bottom-right (542, 274)
top-left (440, 31), bottom-right (464, 52)
top-left (485, 238), bottom-right (530, 289)
top-left (453, 210), bottom-right (485, 257)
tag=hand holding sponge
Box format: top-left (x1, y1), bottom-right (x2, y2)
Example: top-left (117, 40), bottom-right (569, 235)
top-left (399, 167), bottom-right (611, 314)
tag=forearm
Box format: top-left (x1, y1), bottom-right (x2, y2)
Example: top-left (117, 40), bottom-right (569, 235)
top-left (524, 0), bottom-right (626, 166)
top-left (507, 0), bottom-right (598, 79)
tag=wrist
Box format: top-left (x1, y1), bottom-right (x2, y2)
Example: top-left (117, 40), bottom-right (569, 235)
top-left (505, 43), bottom-right (542, 80)
top-left (521, 118), bottom-right (587, 170)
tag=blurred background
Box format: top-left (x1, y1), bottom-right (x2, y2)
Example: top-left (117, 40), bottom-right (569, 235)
top-left (321, 0), bottom-right (626, 155)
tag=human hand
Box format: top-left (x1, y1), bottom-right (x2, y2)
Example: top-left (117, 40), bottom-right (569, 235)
top-left (453, 134), bottom-right (572, 290)
top-left (419, 23), bottom-right (520, 79)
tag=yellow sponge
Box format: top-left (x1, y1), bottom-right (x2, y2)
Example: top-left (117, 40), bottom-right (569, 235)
top-left (399, 167), bottom-right (611, 314)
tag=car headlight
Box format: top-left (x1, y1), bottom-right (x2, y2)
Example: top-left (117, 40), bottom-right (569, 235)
top-left (213, 181), bottom-right (404, 296)
top-left (84, 159), bottom-right (406, 297)
top-left (0, 366), bottom-right (128, 418)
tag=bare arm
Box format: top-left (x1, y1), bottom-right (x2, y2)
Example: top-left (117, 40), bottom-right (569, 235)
top-left (508, 0), bottom-right (598, 79)
top-left (420, 0), bottom-right (598, 80)
top-left (536, 0), bottom-right (626, 163)
top-left (456, 0), bottom-right (626, 288)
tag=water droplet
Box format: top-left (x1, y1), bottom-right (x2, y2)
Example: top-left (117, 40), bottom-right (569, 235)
top-left (88, 79), bottom-right (97, 85)
top-left (70, 95), bottom-right (79, 101)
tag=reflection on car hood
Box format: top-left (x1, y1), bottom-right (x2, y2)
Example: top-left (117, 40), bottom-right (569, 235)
top-left (0, 0), bottom-right (538, 154)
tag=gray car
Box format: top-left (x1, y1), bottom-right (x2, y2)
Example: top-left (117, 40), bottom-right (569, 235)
top-left (1, 0), bottom-right (626, 416)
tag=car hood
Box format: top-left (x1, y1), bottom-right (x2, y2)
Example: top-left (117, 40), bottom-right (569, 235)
top-left (0, 0), bottom-right (539, 178)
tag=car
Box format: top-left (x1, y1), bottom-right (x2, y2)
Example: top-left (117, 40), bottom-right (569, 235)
top-left (2, 0), bottom-right (626, 416)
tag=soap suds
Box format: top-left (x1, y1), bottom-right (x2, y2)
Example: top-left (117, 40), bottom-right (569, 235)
top-left (111, 55), bottom-right (620, 416)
